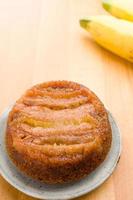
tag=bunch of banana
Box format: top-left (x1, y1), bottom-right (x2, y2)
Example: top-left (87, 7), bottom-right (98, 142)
top-left (80, 0), bottom-right (133, 62)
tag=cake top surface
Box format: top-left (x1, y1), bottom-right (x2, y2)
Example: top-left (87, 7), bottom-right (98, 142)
top-left (7, 81), bottom-right (111, 163)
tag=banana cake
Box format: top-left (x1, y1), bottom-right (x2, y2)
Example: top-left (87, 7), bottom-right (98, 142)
top-left (6, 81), bottom-right (112, 184)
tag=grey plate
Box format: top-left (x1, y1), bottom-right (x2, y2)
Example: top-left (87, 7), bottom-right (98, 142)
top-left (0, 107), bottom-right (121, 200)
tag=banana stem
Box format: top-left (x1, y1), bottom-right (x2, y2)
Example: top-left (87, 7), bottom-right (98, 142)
top-left (80, 19), bottom-right (90, 29)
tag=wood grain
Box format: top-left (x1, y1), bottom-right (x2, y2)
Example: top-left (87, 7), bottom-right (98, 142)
top-left (0, 0), bottom-right (133, 199)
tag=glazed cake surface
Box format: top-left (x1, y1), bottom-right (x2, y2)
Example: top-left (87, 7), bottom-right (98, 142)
top-left (6, 81), bottom-right (112, 184)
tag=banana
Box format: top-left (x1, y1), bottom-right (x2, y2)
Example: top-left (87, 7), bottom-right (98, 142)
top-left (103, 0), bottom-right (133, 21)
top-left (80, 15), bottom-right (133, 62)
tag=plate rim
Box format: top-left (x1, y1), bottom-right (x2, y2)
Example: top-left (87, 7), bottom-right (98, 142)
top-left (0, 107), bottom-right (121, 200)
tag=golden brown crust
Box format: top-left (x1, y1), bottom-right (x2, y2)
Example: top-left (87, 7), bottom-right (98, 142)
top-left (6, 81), bottom-right (112, 184)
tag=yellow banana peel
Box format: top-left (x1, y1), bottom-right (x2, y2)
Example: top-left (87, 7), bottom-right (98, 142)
top-left (103, 0), bottom-right (133, 21)
top-left (80, 16), bottom-right (133, 63)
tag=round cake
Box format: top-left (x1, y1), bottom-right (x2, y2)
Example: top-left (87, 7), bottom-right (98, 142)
top-left (6, 81), bottom-right (112, 184)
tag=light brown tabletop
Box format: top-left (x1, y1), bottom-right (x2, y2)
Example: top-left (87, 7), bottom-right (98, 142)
top-left (0, 0), bottom-right (133, 200)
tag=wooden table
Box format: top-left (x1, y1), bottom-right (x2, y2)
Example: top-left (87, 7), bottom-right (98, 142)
top-left (0, 0), bottom-right (133, 199)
